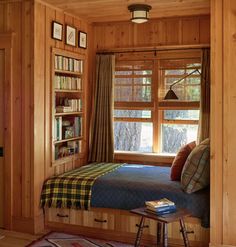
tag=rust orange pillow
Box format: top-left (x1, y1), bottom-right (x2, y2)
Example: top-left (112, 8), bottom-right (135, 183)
top-left (170, 141), bottom-right (196, 181)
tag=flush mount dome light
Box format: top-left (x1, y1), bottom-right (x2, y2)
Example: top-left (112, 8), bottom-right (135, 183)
top-left (128, 4), bottom-right (152, 24)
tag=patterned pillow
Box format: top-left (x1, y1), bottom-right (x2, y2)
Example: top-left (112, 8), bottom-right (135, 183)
top-left (181, 138), bottom-right (210, 194)
top-left (170, 141), bottom-right (196, 181)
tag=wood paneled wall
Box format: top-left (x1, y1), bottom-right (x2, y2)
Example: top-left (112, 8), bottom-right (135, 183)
top-left (0, 0), bottom-right (34, 231)
top-left (211, 0), bottom-right (236, 246)
top-left (33, 1), bottom-right (91, 233)
top-left (0, 0), bottom-right (210, 236)
top-left (0, 0), bottom-right (92, 233)
top-left (93, 15), bottom-right (210, 51)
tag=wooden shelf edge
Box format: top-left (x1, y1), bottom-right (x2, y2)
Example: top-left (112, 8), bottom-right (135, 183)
top-left (54, 69), bottom-right (82, 76)
top-left (54, 89), bottom-right (82, 93)
top-left (54, 111), bottom-right (83, 116)
top-left (54, 136), bottom-right (83, 144)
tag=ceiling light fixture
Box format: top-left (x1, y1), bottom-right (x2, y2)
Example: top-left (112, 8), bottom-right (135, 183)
top-left (128, 4), bottom-right (152, 24)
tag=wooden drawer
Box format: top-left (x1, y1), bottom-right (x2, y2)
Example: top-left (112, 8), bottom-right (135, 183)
top-left (117, 214), bottom-right (156, 236)
top-left (47, 208), bottom-right (115, 230)
top-left (47, 208), bottom-right (70, 224)
top-left (70, 209), bottom-right (115, 230)
top-left (168, 220), bottom-right (210, 244)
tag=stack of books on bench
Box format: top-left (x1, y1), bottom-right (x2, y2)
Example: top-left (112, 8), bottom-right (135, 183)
top-left (145, 198), bottom-right (176, 215)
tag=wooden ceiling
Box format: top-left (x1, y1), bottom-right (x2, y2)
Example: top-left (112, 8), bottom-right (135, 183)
top-left (42, 0), bottom-right (210, 23)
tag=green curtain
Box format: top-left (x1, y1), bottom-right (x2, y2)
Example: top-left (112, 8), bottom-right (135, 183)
top-left (198, 48), bottom-right (210, 143)
top-left (89, 54), bottom-right (115, 162)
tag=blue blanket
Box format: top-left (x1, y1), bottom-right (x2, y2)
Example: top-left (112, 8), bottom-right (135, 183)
top-left (91, 164), bottom-right (209, 227)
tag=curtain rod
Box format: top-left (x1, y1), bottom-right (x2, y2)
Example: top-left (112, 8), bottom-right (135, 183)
top-left (96, 44), bottom-right (210, 55)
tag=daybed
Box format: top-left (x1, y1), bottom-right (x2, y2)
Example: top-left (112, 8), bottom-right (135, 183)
top-left (42, 163), bottom-right (210, 246)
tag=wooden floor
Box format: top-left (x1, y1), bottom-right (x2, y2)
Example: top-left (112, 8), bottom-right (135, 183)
top-left (0, 230), bottom-right (41, 247)
top-left (0, 230), bottom-right (192, 247)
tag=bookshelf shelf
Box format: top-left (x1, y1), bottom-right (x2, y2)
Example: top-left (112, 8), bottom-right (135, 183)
top-left (54, 111), bottom-right (83, 116)
top-left (51, 48), bottom-right (85, 164)
top-left (54, 136), bottom-right (83, 145)
top-left (55, 89), bottom-right (82, 93)
top-left (54, 69), bottom-right (82, 76)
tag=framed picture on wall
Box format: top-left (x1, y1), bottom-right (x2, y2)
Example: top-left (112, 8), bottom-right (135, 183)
top-left (78, 31), bottom-right (87, 49)
top-left (52, 21), bottom-right (63, 41)
top-left (66, 25), bottom-right (76, 46)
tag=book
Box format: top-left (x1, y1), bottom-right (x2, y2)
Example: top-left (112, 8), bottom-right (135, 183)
top-left (146, 204), bottom-right (176, 213)
top-left (54, 117), bottom-right (62, 141)
top-left (145, 198), bottom-right (175, 209)
top-left (56, 106), bottom-right (73, 113)
top-left (146, 207), bottom-right (176, 216)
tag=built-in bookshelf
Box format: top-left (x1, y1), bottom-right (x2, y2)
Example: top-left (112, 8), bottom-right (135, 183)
top-left (51, 48), bottom-right (84, 164)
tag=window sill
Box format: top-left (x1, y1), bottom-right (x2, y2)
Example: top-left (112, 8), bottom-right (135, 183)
top-left (114, 151), bottom-right (175, 166)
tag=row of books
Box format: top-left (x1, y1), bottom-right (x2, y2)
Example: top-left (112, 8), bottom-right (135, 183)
top-left (55, 55), bottom-right (83, 73)
top-left (55, 140), bottom-right (82, 160)
top-left (56, 99), bottom-right (82, 113)
top-left (145, 198), bottom-right (176, 215)
top-left (54, 75), bottom-right (82, 90)
top-left (54, 116), bottom-right (82, 141)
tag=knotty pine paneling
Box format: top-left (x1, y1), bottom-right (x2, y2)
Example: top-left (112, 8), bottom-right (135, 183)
top-left (93, 15), bottom-right (210, 51)
top-left (211, 0), bottom-right (236, 246)
top-left (33, 1), bottom-right (91, 232)
top-left (222, 0), bottom-right (236, 245)
top-left (0, 0), bottom-right (91, 233)
top-left (0, 0), bottom-right (34, 222)
top-left (40, 0), bottom-right (210, 23)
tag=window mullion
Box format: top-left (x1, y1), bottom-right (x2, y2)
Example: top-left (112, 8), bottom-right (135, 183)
top-left (153, 59), bottom-right (159, 153)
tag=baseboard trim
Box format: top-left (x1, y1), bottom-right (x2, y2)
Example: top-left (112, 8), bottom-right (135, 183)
top-left (12, 213), bottom-right (45, 234)
top-left (12, 216), bottom-right (34, 234)
top-left (210, 243), bottom-right (236, 247)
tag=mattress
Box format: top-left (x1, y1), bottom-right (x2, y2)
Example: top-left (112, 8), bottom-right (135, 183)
top-left (91, 164), bottom-right (210, 227)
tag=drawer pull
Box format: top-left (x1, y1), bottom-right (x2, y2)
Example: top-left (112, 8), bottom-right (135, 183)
top-left (57, 213), bottom-right (69, 218)
top-left (94, 218), bottom-right (107, 223)
top-left (180, 229), bottom-right (194, 234)
top-left (136, 223), bottom-right (149, 229)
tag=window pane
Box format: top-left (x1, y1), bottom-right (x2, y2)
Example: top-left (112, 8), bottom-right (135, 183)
top-left (133, 85), bottom-right (152, 101)
top-left (115, 77), bottom-right (132, 85)
top-left (133, 77), bottom-right (151, 84)
top-left (159, 58), bottom-right (201, 101)
top-left (115, 60), bottom-right (153, 102)
top-left (134, 70), bottom-right (152, 75)
top-left (115, 71), bottom-right (132, 76)
top-left (114, 110), bottom-right (151, 118)
top-left (114, 122), bottom-right (153, 152)
top-left (164, 110), bottom-right (200, 120)
top-left (161, 124), bottom-right (198, 154)
top-left (115, 86), bottom-right (132, 101)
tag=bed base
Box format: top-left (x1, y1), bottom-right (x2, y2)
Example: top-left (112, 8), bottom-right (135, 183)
top-left (45, 207), bottom-right (209, 247)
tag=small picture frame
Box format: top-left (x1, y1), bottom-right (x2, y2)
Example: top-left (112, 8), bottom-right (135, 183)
top-left (52, 21), bottom-right (63, 41)
top-left (66, 25), bottom-right (76, 46)
top-left (78, 31), bottom-right (87, 49)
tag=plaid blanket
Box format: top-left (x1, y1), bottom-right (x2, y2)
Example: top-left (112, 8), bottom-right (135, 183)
top-left (40, 162), bottom-right (124, 210)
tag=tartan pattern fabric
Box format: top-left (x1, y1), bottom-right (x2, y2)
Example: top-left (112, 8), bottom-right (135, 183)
top-left (181, 139), bottom-right (210, 194)
top-left (40, 162), bottom-right (124, 210)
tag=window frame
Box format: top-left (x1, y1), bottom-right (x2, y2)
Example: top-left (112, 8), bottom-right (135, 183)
top-left (113, 50), bottom-right (202, 155)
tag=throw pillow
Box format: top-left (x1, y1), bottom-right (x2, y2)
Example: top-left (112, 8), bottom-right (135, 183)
top-left (181, 138), bottom-right (210, 194)
top-left (170, 141), bottom-right (196, 181)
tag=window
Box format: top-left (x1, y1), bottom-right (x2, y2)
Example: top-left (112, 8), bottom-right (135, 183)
top-left (114, 51), bottom-right (201, 154)
top-left (114, 60), bottom-right (154, 153)
top-left (158, 58), bottom-right (201, 153)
